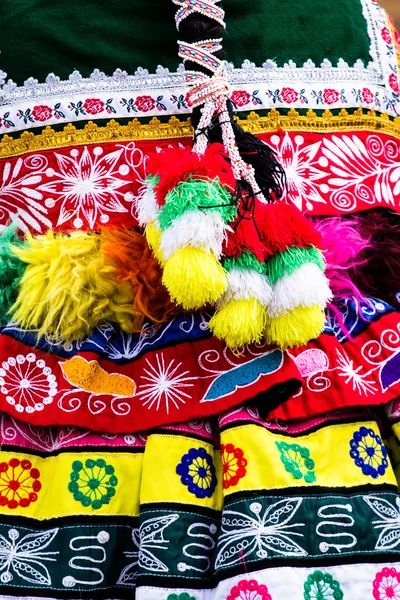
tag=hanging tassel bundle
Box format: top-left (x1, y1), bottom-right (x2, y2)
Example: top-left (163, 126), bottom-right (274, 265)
top-left (135, 0), bottom-right (333, 350)
top-left (138, 144), bottom-right (238, 310)
top-left (10, 231), bottom-right (134, 341)
top-left (0, 223), bottom-right (26, 325)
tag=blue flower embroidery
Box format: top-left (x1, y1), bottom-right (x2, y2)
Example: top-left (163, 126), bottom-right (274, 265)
top-left (176, 447), bottom-right (217, 498)
top-left (350, 426), bottom-right (388, 478)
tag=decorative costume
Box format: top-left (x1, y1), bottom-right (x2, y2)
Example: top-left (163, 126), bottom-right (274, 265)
top-left (0, 0), bottom-right (400, 598)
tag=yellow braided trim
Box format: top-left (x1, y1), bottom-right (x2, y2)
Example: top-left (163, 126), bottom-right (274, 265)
top-left (1, 109), bottom-right (400, 158)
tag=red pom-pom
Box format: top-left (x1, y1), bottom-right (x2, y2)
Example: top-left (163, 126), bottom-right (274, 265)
top-left (223, 212), bottom-right (269, 262)
top-left (256, 201), bottom-right (322, 253)
top-left (148, 143), bottom-right (236, 206)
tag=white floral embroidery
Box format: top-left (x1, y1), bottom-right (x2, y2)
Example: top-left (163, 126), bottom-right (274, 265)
top-left (364, 495), bottom-right (400, 550)
top-left (136, 353), bottom-right (196, 413)
top-left (0, 353), bottom-right (58, 414)
top-left (216, 498), bottom-right (307, 569)
top-left (0, 527), bottom-right (59, 585)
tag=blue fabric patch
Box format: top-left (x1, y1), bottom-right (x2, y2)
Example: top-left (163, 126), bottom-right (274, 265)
top-left (325, 297), bottom-right (392, 342)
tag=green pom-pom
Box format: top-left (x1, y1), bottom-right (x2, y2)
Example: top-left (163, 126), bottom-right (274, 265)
top-left (224, 251), bottom-right (267, 275)
top-left (0, 223), bottom-right (26, 325)
top-left (159, 178), bottom-right (237, 230)
top-left (266, 246), bottom-right (325, 284)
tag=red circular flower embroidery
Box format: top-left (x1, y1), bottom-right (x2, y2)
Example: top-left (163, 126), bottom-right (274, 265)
top-left (221, 443), bottom-right (247, 489)
top-left (373, 567), bottom-right (400, 600)
top-left (389, 74), bottom-right (400, 94)
top-left (381, 27), bottom-right (392, 45)
top-left (281, 88), bottom-right (299, 104)
top-left (32, 105), bottom-right (53, 122)
top-left (227, 579), bottom-right (272, 600)
top-left (323, 89), bottom-right (340, 105)
top-left (231, 90), bottom-right (251, 107)
top-left (362, 88), bottom-right (374, 103)
top-left (83, 98), bottom-right (105, 115)
top-left (135, 96), bottom-right (156, 112)
top-left (0, 458), bottom-right (41, 509)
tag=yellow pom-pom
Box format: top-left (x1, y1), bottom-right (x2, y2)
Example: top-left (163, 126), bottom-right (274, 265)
top-left (265, 304), bottom-right (325, 349)
top-left (210, 298), bottom-right (267, 348)
top-left (145, 221), bottom-right (165, 266)
top-left (10, 231), bottom-right (134, 341)
top-left (162, 246), bottom-right (227, 310)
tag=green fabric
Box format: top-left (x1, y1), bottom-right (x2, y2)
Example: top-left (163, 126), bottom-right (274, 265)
top-left (266, 245), bottom-right (325, 284)
top-left (224, 251), bottom-right (267, 275)
top-left (0, 0), bottom-right (371, 84)
top-left (159, 179), bottom-right (237, 230)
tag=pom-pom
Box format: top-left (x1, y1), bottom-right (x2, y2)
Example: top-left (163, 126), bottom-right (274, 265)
top-left (219, 267), bottom-right (272, 305)
top-left (148, 144), bottom-right (236, 205)
top-left (0, 224), bottom-right (26, 325)
top-left (159, 179), bottom-right (236, 230)
top-left (10, 231), bottom-right (134, 341)
top-left (210, 297), bottom-right (267, 348)
top-left (145, 221), bottom-right (165, 265)
top-left (267, 263), bottom-right (332, 317)
top-left (223, 211), bottom-right (269, 263)
top-left (265, 304), bottom-right (326, 349)
top-left (161, 210), bottom-right (228, 260)
top-left (266, 246), bottom-right (325, 284)
top-left (162, 246), bottom-right (227, 309)
top-left (258, 202), bottom-right (322, 254)
top-left (134, 175), bottom-right (160, 226)
top-left (101, 228), bottom-right (179, 330)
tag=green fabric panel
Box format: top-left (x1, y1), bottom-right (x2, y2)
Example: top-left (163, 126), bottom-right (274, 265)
top-left (1, 0), bottom-right (371, 84)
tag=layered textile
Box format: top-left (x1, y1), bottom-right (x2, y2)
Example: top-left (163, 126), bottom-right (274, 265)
top-left (1, 0), bottom-right (400, 599)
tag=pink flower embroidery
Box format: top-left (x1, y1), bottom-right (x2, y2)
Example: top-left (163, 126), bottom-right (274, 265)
top-left (84, 98), bottom-right (105, 115)
top-left (135, 96), bottom-right (156, 112)
top-left (231, 90), bottom-right (251, 107)
top-left (226, 579), bottom-right (272, 600)
top-left (323, 89), bottom-right (340, 105)
top-left (389, 74), bottom-right (400, 94)
top-left (373, 567), bottom-right (400, 600)
top-left (381, 27), bottom-right (392, 45)
top-left (32, 105), bottom-right (53, 122)
top-left (362, 88), bottom-right (374, 103)
top-left (281, 88), bottom-right (299, 104)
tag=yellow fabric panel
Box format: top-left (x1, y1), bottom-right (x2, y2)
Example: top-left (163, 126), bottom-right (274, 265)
top-left (221, 422), bottom-right (396, 494)
top-left (0, 451), bottom-right (142, 519)
top-left (140, 434), bottom-right (223, 510)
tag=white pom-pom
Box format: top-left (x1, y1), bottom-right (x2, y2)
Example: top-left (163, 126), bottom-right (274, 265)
top-left (133, 178), bottom-right (159, 226)
top-left (161, 210), bottom-right (228, 260)
top-left (267, 262), bottom-right (332, 317)
top-left (218, 267), bottom-right (272, 306)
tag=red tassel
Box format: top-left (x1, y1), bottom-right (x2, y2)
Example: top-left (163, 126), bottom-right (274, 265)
top-left (223, 211), bottom-right (269, 262)
top-left (148, 143), bottom-right (236, 206)
top-left (256, 202), bottom-right (322, 254)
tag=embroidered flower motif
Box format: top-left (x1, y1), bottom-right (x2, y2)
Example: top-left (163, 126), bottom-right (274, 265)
top-left (389, 74), bottom-right (400, 95)
top-left (281, 88), bottom-right (299, 104)
top-left (323, 89), bottom-right (340, 105)
top-left (350, 426), bottom-right (388, 478)
top-left (362, 88), bottom-right (374, 103)
top-left (83, 98), bottom-right (105, 115)
top-left (231, 90), bottom-right (251, 107)
top-left (363, 495), bottom-right (400, 551)
top-left (220, 443), bottom-right (247, 489)
top-left (68, 458), bottom-right (118, 509)
top-left (304, 570), bottom-right (343, 600)
top-left (176, 447), bottom-right (217, 499)
top-left (166, 593), bottom-right (196, 600)
top-left (373, 567), bottom-right (400, 600)
top-left (226, 579), bottom-right (272, 600)
top-left (381, 27), bottom-right (393, 45)
top-left (38, 146), bottom-right (132, 229)
top-left (32, 105), bottom-right (53, 122)
top-left (0, 527), bottom-right (59, 585)
top-left (275, 441), bottom-right (316, 483)
top-left (0, 353), bottom-right (58, 414)
top-left (135, 95), bottom-right (156, 112)
top-left (266, 132), bottom-right (325, 211)
top-left (0, 458), bottom-right (41, 509)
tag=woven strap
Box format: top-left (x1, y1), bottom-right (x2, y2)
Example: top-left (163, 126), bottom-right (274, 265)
top-left (173, 0), bottom-right (225, 28)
